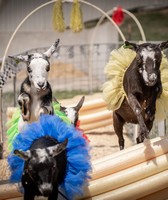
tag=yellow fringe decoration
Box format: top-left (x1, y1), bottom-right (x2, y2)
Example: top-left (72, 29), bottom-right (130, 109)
top-left (52, 0), bottom-right (65, 32)
top-left (102, 46), bottom-right (168, 121)
top-left (70, 0), bottom-right (83, 33)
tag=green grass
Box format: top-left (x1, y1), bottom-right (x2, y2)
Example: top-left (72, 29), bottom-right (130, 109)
top-left (119, 9), bottom-right (168, 41)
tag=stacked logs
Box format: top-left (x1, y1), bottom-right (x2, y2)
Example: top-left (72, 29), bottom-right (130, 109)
top-left (80, 137), bottom-right (168, 200)
top-left (79, 98), bottom-right (112, 131)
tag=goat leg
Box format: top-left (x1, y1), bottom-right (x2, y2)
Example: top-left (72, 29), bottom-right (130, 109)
top-left (24, 191), bottom-right (35, 200)
top-left (48, 184), bottom-right (59, 200)
top-left (18, 93), bottom-right (31, 121)
top-left (128, 94), bottom-right (149, 141)
top-left (145, 84), bottom-right (162, 121)
top-left (39, 105), bottom-right (54, 116)
top-left (113, 112), bottom-right (125, 150)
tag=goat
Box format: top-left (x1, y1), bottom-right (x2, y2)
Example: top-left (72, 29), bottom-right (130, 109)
top-left (53, 96), bottom-right (85, 127)
top-left (14, 136), bottom-right (68, 200)
top-left (9, 115), bottom-right (91, 200)
top-left (9, 39), bottom-right (60, 132)
top-left (113, 41), bottom-right (168, 150)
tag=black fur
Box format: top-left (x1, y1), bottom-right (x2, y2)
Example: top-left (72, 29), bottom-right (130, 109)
top-left (113, 41), bottom-right (168, 150)
top-left (21, 137), bottom-right (67, 200)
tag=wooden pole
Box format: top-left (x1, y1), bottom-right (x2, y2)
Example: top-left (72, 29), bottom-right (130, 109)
top-left (84, 153), bottom-right (168, 198)
top-left (86, 170), bottom-right (168, 200)
top-left (91, 137), bottom-right (168, 180)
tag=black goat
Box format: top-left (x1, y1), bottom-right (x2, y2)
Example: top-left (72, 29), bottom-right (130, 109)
top-left (113, 41), bottom-right (168, 150)
top-left (9, 39), bottom-right (60, 131)
top-left (14, 137), bottom-right (67, 200)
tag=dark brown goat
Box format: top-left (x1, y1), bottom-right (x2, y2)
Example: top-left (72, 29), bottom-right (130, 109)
top-left (113, 41), bottom-right (168, 150)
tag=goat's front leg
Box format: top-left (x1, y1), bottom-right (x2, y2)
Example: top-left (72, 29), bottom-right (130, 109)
top-left (48, 184), bottom-right (58, 200)
top-left (39, 105), bottom-right (54, 116)
top-left (145, 84), bottom-right (162, 120)
top-left (128, 93), bottom-right (149, 142)
top-left (18, 93), bottom-right (31, 121)
top-left (24, 191), bottom-right (35, 200)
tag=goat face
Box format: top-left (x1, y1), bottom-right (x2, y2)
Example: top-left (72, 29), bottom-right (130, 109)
top-left (14, 138), bottom-right (67, 197)
top-left (125, 41), bottom-right (168, 87)
top-left (55, 96), bottom-right (85, 126)
top-left (26, 53), bottom-right (50, 90)
top-left (9, 39), bottom-right (60, 91)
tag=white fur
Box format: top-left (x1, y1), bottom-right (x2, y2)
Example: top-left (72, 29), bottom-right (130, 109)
top-left (140, 48), bottom-right (155, 69)
top-left (29, 57), bottom-right (49, 90)
top-left (35, 148), bottom-right (48, 163)
top-left (39, 183), bottom-right (52, 193)
top-left (64, 107), bottom-right (76, 124)
top-left (140, 47), bottom-right (157, 84)
top-left (142, 69), bottom-right (149, 83)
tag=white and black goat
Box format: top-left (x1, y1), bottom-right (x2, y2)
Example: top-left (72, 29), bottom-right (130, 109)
top-left (14, 137), bottom-right (68, 200)
top-left (9, 39), bottom-right (60, 131)
top-left (54, 96), bottom-right (85, 127)
top-left (114, 41), bottom-right (168, 150)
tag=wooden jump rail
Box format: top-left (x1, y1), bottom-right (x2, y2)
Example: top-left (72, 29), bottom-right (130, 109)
top-left (79, 98), bottom-right (112, 131)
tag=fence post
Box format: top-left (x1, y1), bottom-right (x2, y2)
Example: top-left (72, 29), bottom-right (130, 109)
top-left (0, 88), bottom-right (3, 159)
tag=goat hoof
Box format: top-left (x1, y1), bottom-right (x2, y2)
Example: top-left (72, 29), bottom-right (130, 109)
top-left (136, 137), bottom-right (142, 144)
top-left (119, 146), bottom-right (124, 150)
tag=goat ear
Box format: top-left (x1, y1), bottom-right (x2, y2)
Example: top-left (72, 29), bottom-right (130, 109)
top-left (53, 97), bottom-right (59, 104)
top-left (75, 96), bottom-right (85, 111)
top-left (47, 139), bottom-right (68, 157)
top-left (124, 41), bottom-right (139, 51)
top-left (8, 55), bottom-right (29, 63)
top-left (159, 41), bottom-right (168, 50)
top-left (14, 149), bottom-right (31, 160)
top-left (44, 39), bottom-right (60, 58)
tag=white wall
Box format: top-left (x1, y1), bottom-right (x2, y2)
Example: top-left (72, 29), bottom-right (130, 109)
top-left (0, 0), bottom-right (168, 57)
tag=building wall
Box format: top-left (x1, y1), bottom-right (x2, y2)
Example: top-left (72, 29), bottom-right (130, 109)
top-left (0, 0), bottom-right (168, 56)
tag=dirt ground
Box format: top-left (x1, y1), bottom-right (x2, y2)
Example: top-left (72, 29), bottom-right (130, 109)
top-left (87, 127), bottom-right (134, 161)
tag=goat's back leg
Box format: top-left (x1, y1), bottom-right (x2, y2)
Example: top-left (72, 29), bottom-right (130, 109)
top-left (113, 112), bottom-right (125, 150)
